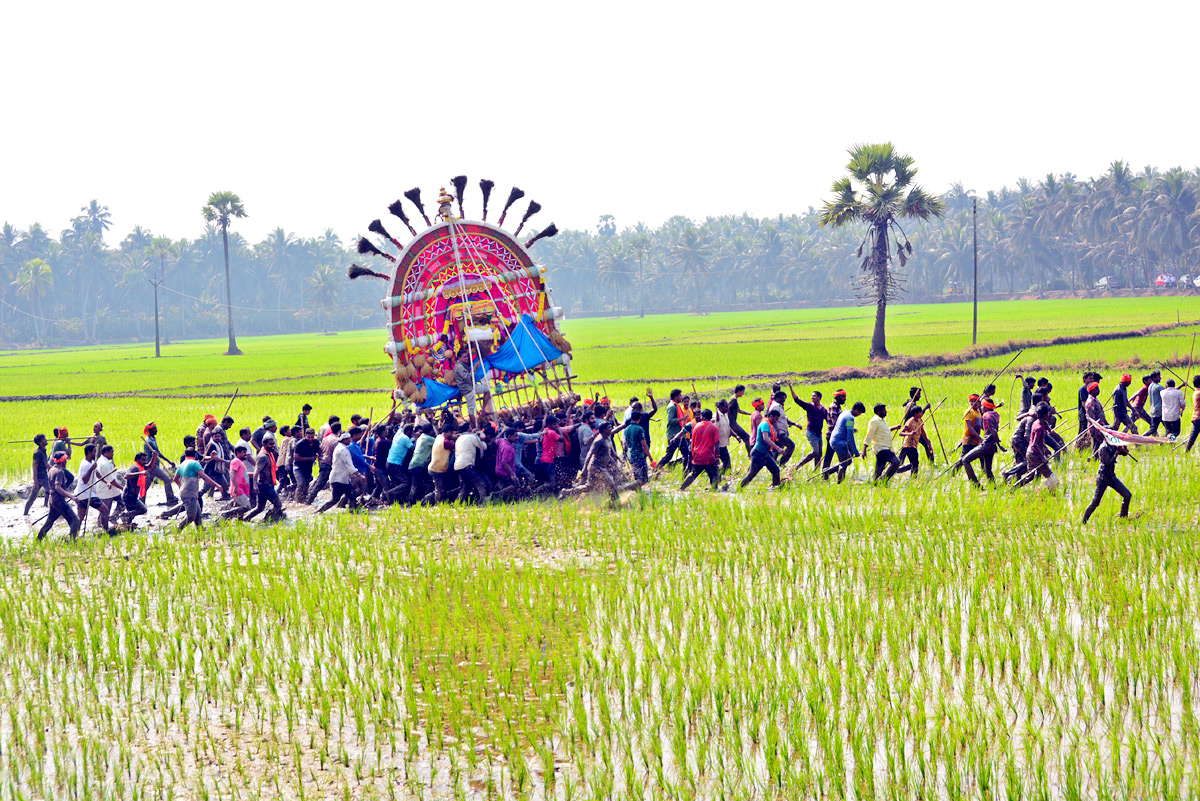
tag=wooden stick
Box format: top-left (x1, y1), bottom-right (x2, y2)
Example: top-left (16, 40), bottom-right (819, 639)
top-left (1186, 333), bottom-right (1197, 386)
top-left (1157, 361), bottom-right (1188, 385)
top-left (983, 349), bottom-right (1024, 393)
top-left (223, 388), bottom-right (240, 420)
top-left (918, 376), bottom-right (949, 462)
top-left (1015, 425), bottom-right (1091, 485)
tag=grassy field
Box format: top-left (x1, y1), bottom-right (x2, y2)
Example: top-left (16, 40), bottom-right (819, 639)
top-left (3, 297), bottom-right (1200, 798)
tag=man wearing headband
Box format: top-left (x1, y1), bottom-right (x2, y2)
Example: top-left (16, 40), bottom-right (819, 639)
top-left (1075, 371), bottom-right (1095, 450)
top-left (953, 398), bottom-right (1001, 485)
top-left (1112, 374), bottom-right (1137, 434)
top-left (1084, 381), bottom-right (1111, 455)
top-left (36, 452), bottom-right (81, 540)
top-left (739, 407), bottom-right (783, 489)
top-left (197, 415), bottom-right (218, 455)
top-left (960, 394), bottom-right (984, 468)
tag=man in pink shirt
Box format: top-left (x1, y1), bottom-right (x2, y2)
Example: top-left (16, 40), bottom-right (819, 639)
top-left (538, 417), bottom-right (561, 487)
top-left (222, 444), bottom-right (252, 519)
top-left (681, 409), bottom-right (722, 490)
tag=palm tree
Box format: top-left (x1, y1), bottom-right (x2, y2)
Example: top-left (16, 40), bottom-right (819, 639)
top-left (12, 259), bottom-right (54, 344)
top-left (597, 241), bottom-right (633, 316)
top-left (627, 230), bottom-right (652, 317)
top-left (202, 191), bottom-right (247, 355)
top-left (671, 224), bottom-right (711, 313)
top-left (306, 264), bottom-right (342, 333)
top-left (820, 143), bottom-right (945, 359)
top-left (78, 200), bottom-right (112, 239)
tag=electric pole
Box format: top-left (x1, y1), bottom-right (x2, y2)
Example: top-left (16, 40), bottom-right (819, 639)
top-left (972, 197), bottom-right (978, 346)
top-left (149, 275), bottom-right (163, 358)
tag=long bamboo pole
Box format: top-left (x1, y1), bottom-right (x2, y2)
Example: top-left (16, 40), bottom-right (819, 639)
top-left (918, 376), bottom-right (949, 462)
top-left (983, 348), bottom-right (1025, 394)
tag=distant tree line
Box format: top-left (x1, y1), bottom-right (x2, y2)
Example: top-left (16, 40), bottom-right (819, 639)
top-left (2, 161), bottom-right (1197, 347)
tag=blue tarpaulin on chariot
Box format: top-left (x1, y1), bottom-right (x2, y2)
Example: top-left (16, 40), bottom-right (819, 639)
top-left (486, 314), bottom-right (563, 374)
top-left (414, 316), bottom-right (563, 409)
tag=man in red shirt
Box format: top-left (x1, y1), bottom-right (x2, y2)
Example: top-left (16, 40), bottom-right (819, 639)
top-left (680, 409), bottom-right (722, 491)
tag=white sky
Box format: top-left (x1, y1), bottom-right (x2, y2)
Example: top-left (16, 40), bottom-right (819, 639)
top-left (3, 0), bottom-right (1198, 245)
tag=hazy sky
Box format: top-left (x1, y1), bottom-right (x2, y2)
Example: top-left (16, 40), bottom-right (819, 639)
top-left (4, 1), bottom-right (1198, 245)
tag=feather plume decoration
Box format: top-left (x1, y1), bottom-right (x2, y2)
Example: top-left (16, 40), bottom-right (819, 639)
top-left (357, 236), bottom-right (396, 262)
top-left (404, 187), bottom-right (431, 227)
top-left (368, 219), bottom-right (402, 249)
top-left (497, 186), bottom-right (525, 227)
top-left (524, 223), bottom-right (558, 249)
top-left (451, 175), bottom-right (468, 219)
top-left (514, 200), bottom-right (541, 236)
top-left (348, 263), bottom-right (389, 280)
top-left (479, 179), bottom-right (495, 220)
top-left (388, 199), bottom-right (417, 236)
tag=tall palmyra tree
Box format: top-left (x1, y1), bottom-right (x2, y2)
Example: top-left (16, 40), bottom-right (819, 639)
top-left (820, 143), bottom-right (945, 359)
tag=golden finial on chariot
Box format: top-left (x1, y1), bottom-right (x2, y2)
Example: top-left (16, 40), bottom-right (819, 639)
top-left (436, 187), bottom-right (455, 222)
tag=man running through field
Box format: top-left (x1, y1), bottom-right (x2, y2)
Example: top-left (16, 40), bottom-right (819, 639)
top-left (791, 386), bottom-right (828, 472)
top-left (174, 449), bottom-right (221, 532)
top-left (863, 404), bottom-right (908, 482)
top-left (726, 385), bottom-right (752, 454)
top-left (623, 412), bottom-right (653, 486)
top-left (1081, 435), bottom-right (1132, 524)
top-left (680, 409), bottom-right (721, 491)
top-left (1015, 404), bottom-right (1055, 488)
top-left (1112, 374), bottom-right (1137, 434)
top-left (898, 406), bottom-right (933, 476)
top-left (822, 401), bottom-right (866, 484)
top-left (738, 408), bottom-right (783, 489)
top-left (142, 422), bottom-right (179, 507)
top-left (954, 398), bottom-right (1001, 485)
top-left (821, 389), bottom-right (847, 472)
top-left (23, 434), bottom-right (51, 516)
top-left (36, 452), bottom-right (80, 540)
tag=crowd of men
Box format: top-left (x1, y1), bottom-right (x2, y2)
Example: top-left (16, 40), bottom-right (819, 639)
top-left (19, 369), bottom-right (1200, 539)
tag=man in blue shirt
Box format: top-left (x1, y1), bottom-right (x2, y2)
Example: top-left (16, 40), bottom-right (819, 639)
top-left (738, 408), bottom-right (783, 489)
top-left (822, 402), bottom-right (866, 484)
top-left (385, 424), bottom-right (415, 503)
top-left (347, 426), bottom-right (371, 502)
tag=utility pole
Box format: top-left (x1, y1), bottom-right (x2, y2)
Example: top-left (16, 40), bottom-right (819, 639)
top-left (972, 197), bottom-right (978, 346)
top-left (149, 275), bottom-right (163, 358)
